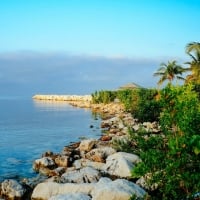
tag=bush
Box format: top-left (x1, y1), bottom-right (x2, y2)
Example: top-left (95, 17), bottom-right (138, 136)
top-left (117, 89), bottom-right (139, 112)
top-left (116, 88), bottom-right (161, 122)
top-left (91, 90), bottom-right (117, 104)
top-left (193, 83), bottom-right (200, 100)
top-left (133, 88), bottom-right (161, 122)
top-left (132, 84), bottom-right (200, 199)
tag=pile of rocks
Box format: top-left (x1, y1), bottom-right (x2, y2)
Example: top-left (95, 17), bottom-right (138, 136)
top-left (30, 138), bottom-right (146, 200)
top-left (0, 138), bottom-right (146, 200)
top-left (32, 95), bottom-right (92, 102)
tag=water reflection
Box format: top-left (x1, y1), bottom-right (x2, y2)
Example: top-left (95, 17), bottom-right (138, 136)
top-left (33, 99), bottom-right (77, 111)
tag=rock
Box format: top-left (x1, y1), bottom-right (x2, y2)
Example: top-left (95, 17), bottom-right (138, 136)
top-left (100, 135), bottom-right (112, 141)
top-left (62, 142), bottom-right (80, 156)
top-left (109, 128), bottom-right (118, 134)
top-left (136, 173), bottom-right (159, 191)
top-left (49, 193), bottom-right (91, 200)
top-left (103, 152), bottom-right (141, 178)
top-left (118, 122), bottom-right (125, 130)
top-left (79, 139), bottom-right (96, 152)
top-left (73, 159), bottom-right (105, 171)
top-left (121, 127), bottom-right (129, 134)
top-left (101, 116), bottom-right (120, 129)
top-left (72, 159), bottom-right (82, 169)
top-left (85, 147), bottom-right (116, 163)
top-left (132, 124), bottom-right (140, 131)
top-left (0, 179), bottom-right (26, 200)
top-left (55, 156), bottom-right (69, 167)
top-left (31, 177), bottom-right (146, 200)
top-left (61, 167), bottom-right (100, 183)
top-left (92, 178), bottom-right (146, 200)
top-left (22, 174), bottom-right (48, 189)
top-left (33, 157), bottom-right (55, 172)
top-left (95, 140), bottom-right (111, 148)
top-left (86, 153), bottom-right (104, 163)
top-left (42, 151), bottom-right (54, 157)
top-left (31, 182), bottom-right (94, 200)
top-left (53, 167), bottom-right (66, 176)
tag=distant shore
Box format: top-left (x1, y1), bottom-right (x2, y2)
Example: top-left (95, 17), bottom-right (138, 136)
top-left (32, 94), bottom-right (92, 102)
top-left (33, 94), bottom-right (124, 115)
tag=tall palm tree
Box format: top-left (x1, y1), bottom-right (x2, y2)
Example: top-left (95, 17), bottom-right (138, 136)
top-left (185, 42), bottom-right (200, 84)
top-left (154, 60), bottom-right (185, 86)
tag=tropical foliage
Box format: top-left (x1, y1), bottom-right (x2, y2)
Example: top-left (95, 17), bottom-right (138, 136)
top-left (131, 84), bottom-right (200, 200)
top-left (92, 88), bottom-right (161, 122)
top-left (185, 42), bottom-right (200, 84)
top-left (91, 42), bottom-right (200, 199)
top-left (91, 90), bottom-right (117, 104)
top-left (153, 60), bottom-right (186, 86)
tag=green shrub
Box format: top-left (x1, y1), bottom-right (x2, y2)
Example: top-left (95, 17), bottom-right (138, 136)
top-left (117, 88), bottom-right (161, 122)
top-left (132, 84), bottom-right (200, 199)
top-left (91, 90), bottom-right (117, 104)
top-left (133, 88), bottom-right (161, 122)
top-left (117, 89), bottom-right (139, 112)
top-left (193, 83), bottom-right (200, 100)
top-left (92, 88), bottom-right (161, 122)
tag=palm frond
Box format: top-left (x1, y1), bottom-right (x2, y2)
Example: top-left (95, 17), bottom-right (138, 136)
top-left (154, 60), bottom-right (186, 86)
top-left (176, 76), bottom-right (185, 81)
top-left (186, 42), bottom-right (200, 54)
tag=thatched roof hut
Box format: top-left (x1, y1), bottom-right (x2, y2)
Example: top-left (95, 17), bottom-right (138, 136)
top-left (118, 82), bottom-right (142, 90)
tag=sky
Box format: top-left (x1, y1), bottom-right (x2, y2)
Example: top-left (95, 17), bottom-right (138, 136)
top-left (0, 0), bottom-right (200, 96)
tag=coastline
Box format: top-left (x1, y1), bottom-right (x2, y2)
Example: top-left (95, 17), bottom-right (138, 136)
top-left (32, 94), bottom-right (92, 102)
top-left (0, 95), bottom-right (151, 200)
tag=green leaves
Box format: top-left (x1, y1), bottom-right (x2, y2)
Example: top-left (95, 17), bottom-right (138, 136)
top-left (131, 84), bottom-right (200, 199)
top-left (91, 90), bottom-right (117, 104)
top-left (190, 135), bottom-right (200, 155)
top-left (154, 60), bottom-right (186, 86)
top-left (92, 83), bottom-right (200, 199)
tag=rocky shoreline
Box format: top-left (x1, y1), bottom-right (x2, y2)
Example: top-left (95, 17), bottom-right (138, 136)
top-left (0, 96), bottom-right (160, 200)
top-left (32, 95), bottom-right (92, 102)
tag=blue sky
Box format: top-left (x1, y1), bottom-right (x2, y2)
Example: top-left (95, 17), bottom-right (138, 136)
top-left (0, 0), bottom-right (199, 96)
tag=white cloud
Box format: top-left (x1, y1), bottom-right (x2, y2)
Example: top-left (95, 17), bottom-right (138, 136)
top-left (0, 51), bottom-right (161, 95)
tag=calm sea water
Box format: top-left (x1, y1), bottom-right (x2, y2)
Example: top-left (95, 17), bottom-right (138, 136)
top-left (0, 97), bottom-right (101, 181)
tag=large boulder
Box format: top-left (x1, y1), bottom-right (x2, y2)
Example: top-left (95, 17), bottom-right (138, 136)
top-left (73, 158), bottom-right (105, 171)
top-left (49, 193), bottom-right (91, 200)
top-left (103, 152), bottom-right (141, 178)
top-left (92, 178), bottom-right (146, 200)
top-left (55, 156), bottom-right (69, 167)
top-left (0, 179), bottom-right (26, 200)
top-left (31, 182), bottom-right (94, 200)
top-left (61, 167), bottom-right (100, 183)
top-left (31, 178), bottom-right (146, 200)
top-left (79, 139), bottom-right (96, 152)
top-left (85, 147), bottom-right (116, 163)
top-left (33, 157), bottom-right (55, 172)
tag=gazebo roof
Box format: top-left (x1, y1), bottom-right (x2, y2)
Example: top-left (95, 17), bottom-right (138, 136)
top-left (119, 82), bottom-right (142, 90)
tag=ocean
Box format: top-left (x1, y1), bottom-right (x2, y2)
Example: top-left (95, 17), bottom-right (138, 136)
top-left (0, 97), bottom-right (101, 182)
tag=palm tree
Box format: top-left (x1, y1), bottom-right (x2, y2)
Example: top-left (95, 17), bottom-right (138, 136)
top-left (185, 42), bottom-right (200, 84)
top-left (154, 60), bottom-right (185, 86)
top-left (186, 42), bottom-right (200, 54)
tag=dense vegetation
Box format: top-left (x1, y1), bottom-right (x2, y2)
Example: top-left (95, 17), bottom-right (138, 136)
top-left (92, 88), bottom-right (161, 122)
top-left (131, 84), bottom-right (200, 200)
top-left (91, 42), bottom-right (200, 200)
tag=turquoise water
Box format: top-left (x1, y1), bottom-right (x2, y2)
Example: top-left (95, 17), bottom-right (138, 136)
top-left (0, 97), bottom-right (101, 181)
